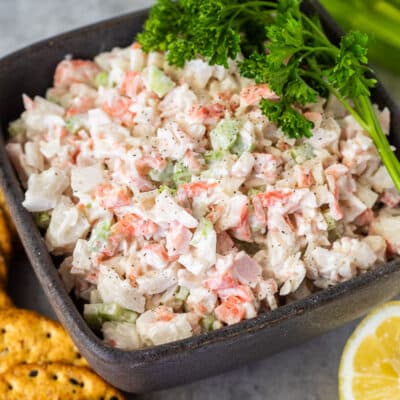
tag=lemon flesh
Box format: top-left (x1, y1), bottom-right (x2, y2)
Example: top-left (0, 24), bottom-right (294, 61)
top-left (339, 302), bottom-right (400, 400)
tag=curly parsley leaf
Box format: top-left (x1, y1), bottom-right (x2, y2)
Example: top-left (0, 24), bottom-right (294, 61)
top-left (260, 99), bottom-right (313, 138)
top-left (137, 0), bottom-right (275, 67)
top-left (327, 31), bottom-right (377, 99)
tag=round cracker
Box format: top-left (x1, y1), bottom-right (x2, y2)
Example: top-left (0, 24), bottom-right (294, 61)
top-left (0, 291), bottom-right (13, 310)
top-left (0, 309), bottom-right (87, 373)
top-left (0, 191), bottom-right (15, 237)
top-left (0, 363), bottom-right (124, 400)
top-left (0, 209), bottom-right (12, 261)
top-left (0, 254), bottom-right (7, 289)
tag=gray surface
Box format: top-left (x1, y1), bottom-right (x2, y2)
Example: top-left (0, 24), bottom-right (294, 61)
top-left (1, 1), bottom-right (399, 399)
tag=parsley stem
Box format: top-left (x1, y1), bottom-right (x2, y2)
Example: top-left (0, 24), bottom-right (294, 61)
top-left (356, 96), bottom-right (400, 190)
top-left (311, 70), bottom-right (400, 190)
top-left (301, 14), bottom-right (334, 48)
top-left (225, 1), bottom-right (277, 10)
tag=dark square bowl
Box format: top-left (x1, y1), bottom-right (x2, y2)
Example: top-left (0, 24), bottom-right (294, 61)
top-left (0, 1), bottom-right (399, 394)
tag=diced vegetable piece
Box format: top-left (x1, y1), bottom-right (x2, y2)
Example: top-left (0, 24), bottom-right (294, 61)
top-left (33, 211), bottom-right (51, 230)
top-left (210, 119), bottom-right (240, 151)
top-left (201, 315), bottom-right (215, 332)
top-left (190, 218), bottom-right (214, 246)
top-left (175, 286), bottom-right (190, 301)
top-left (149, 162), bottom-right (173, 183)
top-left (119, 309), bottom-right (139, 324)
top-left (232, 135), bottom-right (255, 155)
top-left (157, 185), bottom-right (177, 195)
top-left (88, 218), bottom-right (112, 251)
top-left (322, 210), bottom-right (336, 231)
top-left (320, 0), bottom-right (400, 74)
top-left (204, 150), bottom-right (225, 163)
top-left (248, 188), bottom-right (264, 197)
top-left (65, 116), bottom-right (81, 134)
top-left (95, 71), bottom-right (109, 88)
top-left (83, 303), bottom-right (138, 330)
top-left (173, 162), bottom-right (191, 187)
top-left (8, 118), bottom-right (26, 138)
top-left (147, 65), bottom-right (175, 97)
top-left (232, 124), bottom-right (255, 155)
top-left (290, 143), bottom-right (315, 164)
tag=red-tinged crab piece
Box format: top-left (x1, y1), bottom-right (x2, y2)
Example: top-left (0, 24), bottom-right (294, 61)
top-left (54, 59), bottom-right (100, 89)
top-left (240, 84), bottom-right (279, 106)
top-left (214, 296), bottom-right (246, 325)
top-left (94, 183), bottom-right (131, 210)
top-left (229, 203), bottom-right (251, 242)
top-left (187, 103), bottom-right (225, 125)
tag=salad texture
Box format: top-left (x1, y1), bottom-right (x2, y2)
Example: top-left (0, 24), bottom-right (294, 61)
top-left (6, 1), bottom-right (400, 350)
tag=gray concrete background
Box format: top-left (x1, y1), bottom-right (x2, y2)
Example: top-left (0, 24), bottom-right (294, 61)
top-left (1, 1), bottom-right (399, 399)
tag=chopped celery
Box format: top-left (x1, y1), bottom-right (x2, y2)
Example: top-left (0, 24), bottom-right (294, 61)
top-left (119, 309), bottom-right (138, 324)
top-left (248, 188), bottom-right (263, 197)
top-left (232, 135), bottom-right (255, 155)
top-left (191, 218), bottom-right (213, 245)
top-left (149, 162), bottom-right (173, 183)
top-left (204, 150), bottom-right (225, 163)
top-left (231, 126), bottom-right (255, 155)
top-left (172, 162), bottom-right (191, 186)
top-left (33, 211), bottom-right (51, 230)
top-left (93, 219), bottom-right (111, 241)
top-left (157, 185), bottom-right (177, 195)
top-left (201, 315), bottom-right (215, 332)
top-left (175, 286), bottom-right (190, 301)
top-left (8, 118), bottom-right (26, 138)
top-left (65, 116), bottom-right (81, 134)
top-left (95, 71), bottom-right (109, 88)
top-left (147, 65), bottom-right (175, 97)
top-left (322, 210), bottom-right (336, 231)
top-left (290, 143), bottom-right (315, 164)
top-left (320, 0), bottom-right (400, 74)
top-left (83, 303), bottom-right (138, 330)
top-left (89, 218), bottom-right (112, 251)
top-left (210, 119), bottom-right (240, 151)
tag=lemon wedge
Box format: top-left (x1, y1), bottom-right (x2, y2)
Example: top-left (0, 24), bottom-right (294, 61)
top-left (339, 301), bottom-right (400, 399)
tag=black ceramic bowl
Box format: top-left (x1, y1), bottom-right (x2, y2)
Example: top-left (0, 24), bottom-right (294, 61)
top-left (0, 1), bottom-right (399, 394)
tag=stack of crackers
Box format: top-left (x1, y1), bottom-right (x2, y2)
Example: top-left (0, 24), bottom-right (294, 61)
top-left (0, 194), bottom-right (125, 399)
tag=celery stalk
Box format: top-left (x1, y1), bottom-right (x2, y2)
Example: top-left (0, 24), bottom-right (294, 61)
top-left (320, 0), bottom-right (400, 74)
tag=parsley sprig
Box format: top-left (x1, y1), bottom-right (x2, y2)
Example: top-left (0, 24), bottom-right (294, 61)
top-left (137, 0), bottom-right (276, 67)
top-left (138, 0), bottom-right (400, 190)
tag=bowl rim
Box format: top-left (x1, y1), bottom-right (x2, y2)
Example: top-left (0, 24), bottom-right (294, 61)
top-left (0, 1), bottom-right (399, 368)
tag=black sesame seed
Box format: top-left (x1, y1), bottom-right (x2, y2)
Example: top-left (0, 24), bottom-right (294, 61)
top-left (69, 378), bottom-right (80, 386)
top-left (29, 370), bottom-right (38, 377)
